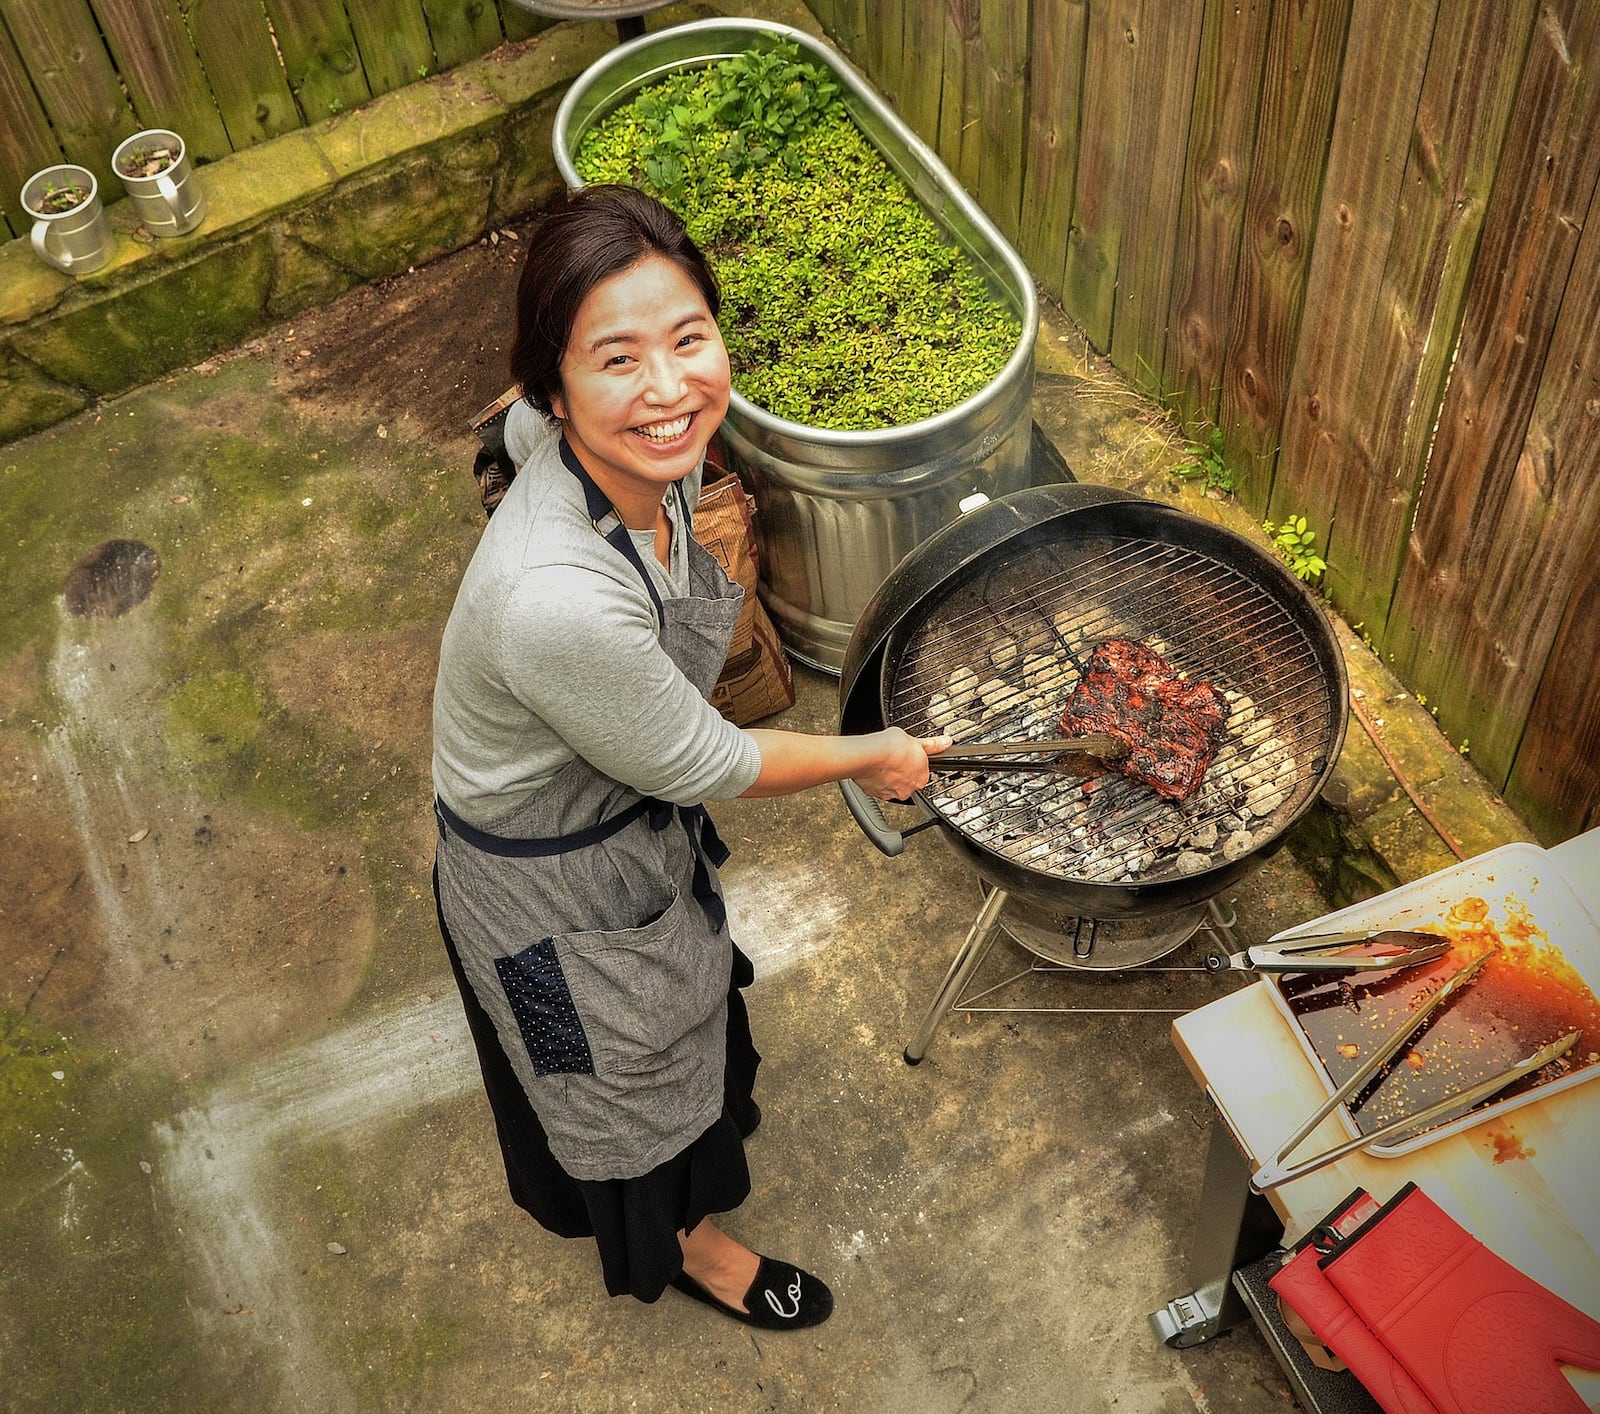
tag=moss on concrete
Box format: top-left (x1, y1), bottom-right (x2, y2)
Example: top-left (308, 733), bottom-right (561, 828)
top-left (166, 670), bottom-right (266, 762)
top-left (0, 1011), bottom-right (198, 1412)
top-left (266, 230), bottom-right (362, 319)
top-left (0, 340), bottom-right (87, 442)
top-left (194, 132), bottom-right (336, 232)
top-left (13, 234), bottom-right (276, 394)
top-left (286, 147), bottom-right (498, 282)
top-left (310, 70), bottom-right (506, 181)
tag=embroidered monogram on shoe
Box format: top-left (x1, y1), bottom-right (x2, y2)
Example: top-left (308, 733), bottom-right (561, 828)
top-left (671, 1255), bottom-right (833, 1330)
top-left (764, 1273), bottom-right (803, 1319)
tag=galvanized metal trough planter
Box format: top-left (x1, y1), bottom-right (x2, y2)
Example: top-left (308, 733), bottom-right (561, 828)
top-left (553, 18), bottom-right (1040, 672)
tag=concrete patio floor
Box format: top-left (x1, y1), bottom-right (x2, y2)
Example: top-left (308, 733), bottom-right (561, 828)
top-left (0, 227), bottom-right (1532, 1412)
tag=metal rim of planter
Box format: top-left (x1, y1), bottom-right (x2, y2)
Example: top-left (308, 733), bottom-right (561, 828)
top-left (552, 17), bottom-right (1041, 453)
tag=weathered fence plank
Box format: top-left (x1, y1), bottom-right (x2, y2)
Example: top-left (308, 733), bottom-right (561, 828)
top-left (0, 23), bottom-right (64, 237)
top-left (344, 0), bottom-right (438, 95)
top-left (973, 0), bottom-right (1028, 245)
top-left (1215, 0), bottom-right (1351, 508)
top-left (805, 0), bottom-right (840, 46)
top-left (496, 1), bottom-right (544, 42)
top-left (0, 0), bottom-right (140, 189)
top-left (1018, 0), bottom-right (1087, 301)
top-left (1161, 0), bottom-right (1273, 431)
top-left (1479, 178), bottom-right (1600, 833)
top-left (929, 1), bottom-right (972, 192)
top-left (1506, 551), bottom-right (1600, 842)
top-left (90, 0), bottom-right (231, 158)
top-left (865, 0), bottom-right (904, 111)
top-left (950, 0), bottom-right (986, 197)
top-left (1386, 0), bottom-right (1600, 793)
top-left (1109, 0), bottom-right (1204, 395)
top-left (260, 0), bottom-right (373, 122)
top-left (184, 0), bottom-right (301, 149)
top-left (422, 0), bottom-right (507, 72)
top-left (1060, 0), bottom-right (1140, 352)
top-left (1268, 0), bottom-right (1437, 543)
top-left (1324, 0), bottom-right (1538, 636)
top-left (828, 0), bottom-right (869, 67)
top-left (898, 0), bottom-right (946, 146)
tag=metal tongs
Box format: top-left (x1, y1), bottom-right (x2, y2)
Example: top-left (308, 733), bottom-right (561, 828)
top-left (931, 733), bottom-right (1129, 775)
top-left (1250, 947), bottom-right (1580, 1191)
top-left (1205, 927), bottom-right (1452, 975)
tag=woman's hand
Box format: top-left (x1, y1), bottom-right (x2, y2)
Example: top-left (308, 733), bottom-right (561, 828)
top-left (740, 727), bottom-right (950, 799)
top-left (850, 728), bottom-right (950, 800)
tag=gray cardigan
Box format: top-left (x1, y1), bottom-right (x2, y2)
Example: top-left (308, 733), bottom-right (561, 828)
top-left (431, 404), bottom-right (761, 826)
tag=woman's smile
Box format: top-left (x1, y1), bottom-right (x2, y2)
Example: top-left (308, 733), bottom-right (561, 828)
top-left (553, 255), bottom-right (731, 527)
top-left (632, 412), bottom-right (695, 444)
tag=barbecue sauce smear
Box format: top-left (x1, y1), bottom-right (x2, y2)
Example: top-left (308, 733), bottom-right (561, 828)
top-left (1278, 896), bottom-right (1600, 1144)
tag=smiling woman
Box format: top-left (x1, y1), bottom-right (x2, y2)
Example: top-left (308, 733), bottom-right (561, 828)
top-left (429, 185), bottom-right (948, 1332)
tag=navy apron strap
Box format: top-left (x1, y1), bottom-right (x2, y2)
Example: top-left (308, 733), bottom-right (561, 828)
top-left (436, 793), bottom-right (656, 858)
top-left (559, 436), bottom-right (667, 626)
top-left (438, 793), bottom-right (730, 933)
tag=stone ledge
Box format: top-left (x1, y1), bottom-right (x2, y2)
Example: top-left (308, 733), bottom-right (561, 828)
top-left (0, 24), bottom-right (610, 446)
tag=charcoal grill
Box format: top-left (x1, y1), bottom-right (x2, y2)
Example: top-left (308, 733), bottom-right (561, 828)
top-left (837, 483), bottom-right (1348, 1060)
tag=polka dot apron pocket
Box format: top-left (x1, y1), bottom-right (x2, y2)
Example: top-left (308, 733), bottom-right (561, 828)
top-left (525, 885), bottom-right (729, 1079)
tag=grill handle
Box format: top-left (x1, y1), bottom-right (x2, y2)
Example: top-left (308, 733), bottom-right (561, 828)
top-left (839, 780), bottom-right (906, 856)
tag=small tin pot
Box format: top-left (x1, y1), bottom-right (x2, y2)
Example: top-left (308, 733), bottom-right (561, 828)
top-left (112, 129), bottom-right (206, 237)
top-left (21, 164), bottom-right (114, 274)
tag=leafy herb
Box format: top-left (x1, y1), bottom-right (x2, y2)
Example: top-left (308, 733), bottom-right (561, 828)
top-left (34, 181), bottom-right (90, 215)
top-left (1172, 427), bottom-right (1234, 495)
top-left (1262, 514), bottom-right (1327, 582)
top-left (575, 38), bottom-right (1019, 431)
top-left (117, 144), bottom-right (178, 179)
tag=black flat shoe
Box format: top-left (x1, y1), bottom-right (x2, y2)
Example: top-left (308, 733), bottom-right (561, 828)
top-left (671, 1255), bottom-right (833, 1330)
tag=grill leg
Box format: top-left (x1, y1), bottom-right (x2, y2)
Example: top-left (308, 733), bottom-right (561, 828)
top-left (1149, 1105), bottom-right (1283, 1348)
top-left (903, 887), bottom-right (1009, 1064)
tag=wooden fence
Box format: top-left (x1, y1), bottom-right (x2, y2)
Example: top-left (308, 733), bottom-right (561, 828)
top-left (0, 0), bottom-right (550, 239)
top-left (809, 0), bottom-right (1600, 846)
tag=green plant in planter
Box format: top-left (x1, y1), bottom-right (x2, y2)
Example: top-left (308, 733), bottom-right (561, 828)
top-left (116, 143), bottom-right (178, 178)
top-left (35, 180), bottom-right (90, 214)
top-left (575, 39), bottom-right (1020, 432)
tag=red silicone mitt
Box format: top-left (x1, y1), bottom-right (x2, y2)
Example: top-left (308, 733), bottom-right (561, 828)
top-left (1271, 1243), bottom-right (1442, 1414)
top-left (1321, 1183), bottom-right (1600, 1414)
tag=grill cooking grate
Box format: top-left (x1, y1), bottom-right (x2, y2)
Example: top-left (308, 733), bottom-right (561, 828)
top-left (888, 533), bottom-right (1335, 885)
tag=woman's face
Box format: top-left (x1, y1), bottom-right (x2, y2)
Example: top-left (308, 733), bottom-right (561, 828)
top-left (553, 255), bottom-right (731, 509)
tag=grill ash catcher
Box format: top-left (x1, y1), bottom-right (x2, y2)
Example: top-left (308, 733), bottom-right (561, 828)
top-left (836, 483), bottom-right (1351, 1062)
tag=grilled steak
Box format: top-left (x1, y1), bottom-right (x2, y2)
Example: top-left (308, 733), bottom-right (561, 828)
top-left (1059, 639), bottom-right (1226, 800)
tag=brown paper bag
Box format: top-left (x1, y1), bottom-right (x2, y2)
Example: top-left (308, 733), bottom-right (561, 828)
top-left (693, 472), bottom-right (796, 725)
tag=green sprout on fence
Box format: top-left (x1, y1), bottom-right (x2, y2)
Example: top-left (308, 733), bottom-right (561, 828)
top-left (1172, 428), bottom-right (1233, 496)
top-left (1262, 514), bottom-right (1327, 582)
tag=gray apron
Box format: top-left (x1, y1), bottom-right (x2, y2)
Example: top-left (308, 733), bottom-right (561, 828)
top-left (434, 442), bottom-right (745, 1182)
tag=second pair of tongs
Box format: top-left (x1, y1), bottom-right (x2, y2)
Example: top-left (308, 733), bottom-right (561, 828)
top-left (1251, 948), bottom-right (1579, 1191)
top-left (932, 733), bottom-right (1128, 774)
top-left (1205, 928), bottom-right (1452, 975)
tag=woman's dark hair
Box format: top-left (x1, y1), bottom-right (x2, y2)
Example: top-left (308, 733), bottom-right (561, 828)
top-left (509, 185), bottom-right (721, 418)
